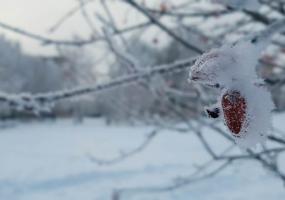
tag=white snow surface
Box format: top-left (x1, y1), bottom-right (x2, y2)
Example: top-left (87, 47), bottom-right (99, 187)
top-left (0, 117), bottom-right (285, 200)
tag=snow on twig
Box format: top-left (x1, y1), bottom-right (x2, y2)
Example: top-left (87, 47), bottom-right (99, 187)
top-left (0, 58), bottom-right (196, 114)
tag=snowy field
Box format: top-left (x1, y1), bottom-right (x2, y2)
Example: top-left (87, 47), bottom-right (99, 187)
top-left (0, 115), bottom-right (285, 200)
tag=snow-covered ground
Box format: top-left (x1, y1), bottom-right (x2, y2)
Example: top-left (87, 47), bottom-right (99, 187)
top-left (0, 116), bottom-right (285, 200)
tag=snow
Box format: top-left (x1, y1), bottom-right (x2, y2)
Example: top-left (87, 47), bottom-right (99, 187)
top-left (189, 39), bottom-right (263, 88)
top-left (220, 83), bottom-right (274, 148)
top-left (0, 117), bottom-right (285, 200)
top-left (188, 18), bottom-right (285, 147)
top-left (189, 39), bottom-right (275, 147)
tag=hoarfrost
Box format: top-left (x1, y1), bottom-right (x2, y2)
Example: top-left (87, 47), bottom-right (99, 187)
top-left (188, 28), bottom-right (280, 148)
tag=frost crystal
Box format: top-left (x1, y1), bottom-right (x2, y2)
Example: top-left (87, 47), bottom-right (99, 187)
top-left (189, 41), bottom-right (261, 88)
top-left (189, 38), bottom-right (274, 148)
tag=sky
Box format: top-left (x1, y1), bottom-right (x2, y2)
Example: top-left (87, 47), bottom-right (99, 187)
top-left (0, 0), bottom-right (182, 56)
top-left (0, 0), bottom-right (164, 55)
top-left (0, 0), bottom-right (101, 55)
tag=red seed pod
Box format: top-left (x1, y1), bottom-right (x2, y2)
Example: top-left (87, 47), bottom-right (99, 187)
top-left (222, 90), bottom-right (247, 137)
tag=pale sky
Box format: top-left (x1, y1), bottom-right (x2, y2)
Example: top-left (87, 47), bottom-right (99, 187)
top-left (0, 0), bottom-right (165, 55)
top-left (0, 0), bottom-right (127, 55)
top-left (0, 0), bottom-right (190, 55)
top-left (0, 0), bottom-right (77, 55)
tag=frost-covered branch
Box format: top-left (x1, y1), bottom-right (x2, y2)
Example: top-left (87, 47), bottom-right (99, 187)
top-left (0, 58), bottom-right (195, 114)
top-left (145, 7), bottom-right (230, 18)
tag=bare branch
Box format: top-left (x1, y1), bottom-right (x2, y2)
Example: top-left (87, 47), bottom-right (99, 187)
top-left (111, 160), bottom-right (232, 200)
top-left (123, 0), bottom-right (203, 53)
top-left (0, 20), bottom-right (152, 46)
top-left (48, 0), bottom-right (96, 33)
top-left (88, 129), bottom-right (159, 165)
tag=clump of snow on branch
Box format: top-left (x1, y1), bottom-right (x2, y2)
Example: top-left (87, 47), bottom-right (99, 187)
top-left (211, 0), bottom-right (261, 11)
top-left (0, 93), bottom-right (54, 115)
top-left (188, 23), bottom-right (283, 147)
top-left (189, 41), bottom-right (262, 88)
